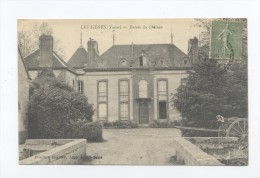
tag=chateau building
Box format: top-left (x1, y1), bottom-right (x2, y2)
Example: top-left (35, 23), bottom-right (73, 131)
top-left (24, 34), bottom-right (198, 125)
top-left (18, 49), bottom-right (31, 143)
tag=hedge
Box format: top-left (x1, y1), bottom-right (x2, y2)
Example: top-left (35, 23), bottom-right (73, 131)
top-left (80, 121), bottom-right (103, 142)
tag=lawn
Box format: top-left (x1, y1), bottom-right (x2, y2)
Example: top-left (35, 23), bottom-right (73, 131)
top-left (83, 128), bottom-right (181, 165)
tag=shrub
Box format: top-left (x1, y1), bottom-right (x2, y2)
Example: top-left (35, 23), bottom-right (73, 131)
top-left (103, 121), bottom-right (113, 128)
top-left (102, 120), bottom-right (138, 129)
top-left (158, 121), bottom-right (169, 128)
top-left (153, 120), bottom-right (168, 128)
top-left (112, 120), bottom-right (131, 128)
top-left (112, 120), bottom-right (122, 128)
top-left (150, 120), bottom-right (175, 128)
top-left (173, 120), bottom-right (182, 126)
top-left (81, 121), bottom-right (103, 142)
top-left (130, 121), bottom-right (138, 128)
top-left (149, 120), bottom-right (157, 128)
top-left (121, 121), bottom-right (132, 128)
top-left (28, 68), bottom-right (94, 139)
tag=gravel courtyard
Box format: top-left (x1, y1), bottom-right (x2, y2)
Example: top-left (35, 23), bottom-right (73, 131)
top-left (84, 128), bottom-right (181, 165)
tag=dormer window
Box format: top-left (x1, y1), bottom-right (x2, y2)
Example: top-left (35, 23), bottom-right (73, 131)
top-left (120, 58), bottom-right (127, 67)
top-left (139, 55), bottom-right (147, 67)
top-left (159, 58), bottom-right (165, 66)
top-left (98, 59), bottom-right (108, 68)
top-left (100, 60), bottom-right (105, 67)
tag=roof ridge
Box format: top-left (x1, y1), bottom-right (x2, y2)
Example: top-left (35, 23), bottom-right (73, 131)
top-left (100, 43), bottom-right (182, 57)
top-left (53, 51), bottom-right (77, 74)
top-left (112, 43), bottom-right (175, 46)
top-left (53, 51), bottom-right (68, 67)
top-left (18, 48), bottom-right (31, 80)
top-left (24, 49), bottom-right (39, 60)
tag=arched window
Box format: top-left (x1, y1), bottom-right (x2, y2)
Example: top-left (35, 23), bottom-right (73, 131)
top-left (98, 59), bottom-right (108, 68)
top-left (139, 55), bottom-right (147, 67)
top-left (139, 56), bottom-right (143, 66)
top-left (120, 58), bottom-right (127, 67)
top-left (160, 59), bottom-right (165, 65)
top-left (139, 80), bottom-right (148, 98)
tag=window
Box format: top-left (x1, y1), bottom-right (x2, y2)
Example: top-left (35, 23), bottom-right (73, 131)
top-left (140, 57), bottom-right (143, 66)
top-left (72, 80), bottom-right (75, 88)
top-left (120, 58), bottom-right (127, 67)
top-left (184, 59), bottom-right (187, 64)
top-left (158, 80), bottom-right (167, 100)
top-left (98, 59), bottom-right (108, 68)
top-left (77, 80), bottom-right (84, 94)
top-left (157, 79), bottom-right (168, 119)
top-left (99, 60), bottom-right (105, 67)
top-left (98, 80), bottom-right (108, 120)
top-left (119, 80), bottom-right (129, 120)
top-left (159, 101), bottom-right (167, 119)
top-left (159, 59), bottom-right (165, 65)
top-left (139, 55), bottom-right (147, 67)
top-left (139, 80), bottom-right (148, 98)
top-left (120, 103), bottom-right (128, 119)
top-left (98, 103), bottom-right (107, 118)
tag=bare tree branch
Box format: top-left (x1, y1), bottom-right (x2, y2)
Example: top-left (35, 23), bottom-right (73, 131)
top-left (18, 22), bottom-right (65, 59)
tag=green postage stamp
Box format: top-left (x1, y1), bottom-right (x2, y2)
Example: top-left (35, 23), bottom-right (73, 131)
top-left (210, 21), bottom-right (242, 60)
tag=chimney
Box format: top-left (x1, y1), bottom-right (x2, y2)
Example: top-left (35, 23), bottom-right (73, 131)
top-left (87, 38), bottom-right (99, 60)
top-left (39, 35), bottom-right (53, 67)
top-left (188, 36), bottom-right (199, 65)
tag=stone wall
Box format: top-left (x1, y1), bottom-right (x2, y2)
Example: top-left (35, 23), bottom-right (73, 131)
top-left (173, 137), bottom-right (223, 166)
top-left (19, 139), bottom-right (86, 165)
top-left (18, 50), bottom-right (30, 144)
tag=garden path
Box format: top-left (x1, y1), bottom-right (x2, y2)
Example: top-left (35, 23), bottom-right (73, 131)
top-left (83, 128), bottom-right (181, 165)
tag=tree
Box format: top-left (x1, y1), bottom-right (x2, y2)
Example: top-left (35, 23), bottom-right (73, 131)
top-left (28, 68), bottom-right (94, 139)
top-left (172, 60), bottom-right (247, 136)
top-left (173, 19), bottom-right (248, 137)
top-left (18, 22), bottom-right (65, 58)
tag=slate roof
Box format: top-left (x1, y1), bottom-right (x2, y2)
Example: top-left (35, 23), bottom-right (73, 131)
top-left (18, 48), bottom-right (31, 80)
top-left (24, 49), bottom-right (76, 73)
top-left (67, 47), bottom-right (88, 69)
top-left (84, 44), bottom-right (190, 69)
top-left (25, 43), bottom-right (190, 72)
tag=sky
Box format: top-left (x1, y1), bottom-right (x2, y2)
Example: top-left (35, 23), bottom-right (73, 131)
top-left (18, 19), bottom-right (204, 61)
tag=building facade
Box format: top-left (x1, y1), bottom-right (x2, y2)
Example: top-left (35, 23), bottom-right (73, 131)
top-left (18, 49), bottom-right (31, 144)
top-left (24, 35), bottom-right (198, 125)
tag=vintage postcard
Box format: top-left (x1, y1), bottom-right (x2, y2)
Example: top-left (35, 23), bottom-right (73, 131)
top-left (18, 19), bottom-right (248, 165)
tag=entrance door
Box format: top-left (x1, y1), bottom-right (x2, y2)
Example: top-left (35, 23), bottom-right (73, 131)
top-left (139, 102), bottom-right (149, 124)
top-left (159, 101), bottom-right (167, 119)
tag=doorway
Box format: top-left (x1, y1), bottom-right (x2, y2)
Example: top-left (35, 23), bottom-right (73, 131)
top-left (139, 102), bottom-right (149, 124)
top-left (159, 101), bottom-right (167, 119)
